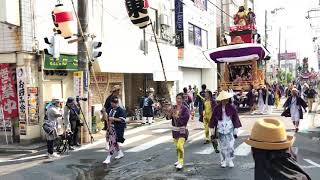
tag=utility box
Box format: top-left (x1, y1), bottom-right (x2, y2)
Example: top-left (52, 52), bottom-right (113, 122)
top-left (0, 0), bottom-right (20, 26)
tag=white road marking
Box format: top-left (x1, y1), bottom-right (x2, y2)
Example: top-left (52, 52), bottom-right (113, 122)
top-left (152, 129), bottom-right (171, 133)
top-left (125, 120), bottom-right (170, 136)
top-left (95, 134), bottom-right (152, 152)
top-left (188, 131), bottom-right (205, 144)
top-left (234, 142), bottom-right (251, 156)
top-left (194, 146), bottom-right (214, 155)
top-left (123, 134), bottom-right (152, 146)
top-left (0, 154), bottom-right (47, 163)
top-left (304, 159), bottom-right (320, 168)
top-left (125, 136), bottom-right (172, 152)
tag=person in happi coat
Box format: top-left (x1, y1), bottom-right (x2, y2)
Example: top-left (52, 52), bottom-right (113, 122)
top-left (257, 84), bottom-right (267, 114)
top-left (166, 93), bottom-right (190, 170)
top-left (274, 84), bottom-right (282, 109)
top-left (209, 91), bottom-right (242, 168)
top-left (246, 84), bottom-right (256, 114)
top-left (198, 90), bottom-right (217, 144)
top-left (195, 84), bottom-right (207, 122)
top-left (304, 85), bottom-right (317, 113)
top-left (102, 97), bottom-right (127, 164)
top-left (245, 118), bottom-right (311, 180)
top-left (265, 84), bottom-right (275, 114)
top-left (282, 88), bottom-right (307, 133)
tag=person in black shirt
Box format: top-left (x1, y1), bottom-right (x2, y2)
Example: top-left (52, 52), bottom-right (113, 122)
top-left (195, 84), bottom-right (207, 122)
top-left (64, 97), bottom-right (81, 148)
top-left (304, 85), bottom-right (317, 113)
top-left (103, 85), bottom-right (121, 130)
top-left (142, 92), bottom-right (154, 125)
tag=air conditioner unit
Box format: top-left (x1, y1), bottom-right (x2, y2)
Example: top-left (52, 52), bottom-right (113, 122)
top-left (160, 14), bottom-right (170, 26)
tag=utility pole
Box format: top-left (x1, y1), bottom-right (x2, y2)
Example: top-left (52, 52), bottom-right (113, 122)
top-left (78, 0), bottom-right (90, 143)
top-left (264, 10), bottom-right (268, 82)
top-left (278, 27), bottom-right (281, 68)
top-left (143, 29), bottom-right (147, 96)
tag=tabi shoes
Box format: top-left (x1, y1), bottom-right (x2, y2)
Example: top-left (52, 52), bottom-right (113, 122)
top-left (228, 160), bottom-right (234, 168)
top-left (115, 150), bottom-right (124, 159)
top-left (176, 163), bottom-right (183, 170)
top-left (103, 155), bottom-right (112, 164)
top-left (174, 161), bottom-right (179, 166)
top-left (220, 161), bottom-right (227, 168)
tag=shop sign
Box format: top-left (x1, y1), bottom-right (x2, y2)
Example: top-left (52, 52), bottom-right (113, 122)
top-left (229, 24), bottom-right (256, 32)
top-left (279, 52), bottom-right (297, 60)
top-left (74, 71), bottom-right (83, 97)
top-left (0, 64), bottom-right (18, 120)
top-left (19, 121), bottom-right (26, 135)
top-left (0, 115), bottom-right (11, 131)
top-left (16, 67), bottom-right (28, 121)
top-left (27, 87), bottom-right (39, 125)
top-left (175, 0), bottom-right (184, 48)
top-left (44, 54), bottom-right (78, 70)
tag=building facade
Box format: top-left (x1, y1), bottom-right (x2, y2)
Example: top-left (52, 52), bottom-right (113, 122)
top-left (176, 0), bottom-right (218, 92)
top-left (0, 0), bottom-right (218, 144)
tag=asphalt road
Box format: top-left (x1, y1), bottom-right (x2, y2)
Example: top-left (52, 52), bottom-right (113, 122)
top-left (1, 112), bottom-right (320, 180)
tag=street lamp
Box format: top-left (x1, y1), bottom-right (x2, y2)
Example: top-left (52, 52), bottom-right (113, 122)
top-left (269, 7), bottom-right (285, 68)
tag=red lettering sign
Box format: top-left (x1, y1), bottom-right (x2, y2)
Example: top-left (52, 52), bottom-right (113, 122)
top-left (0, 64), bottom-right (18, 120)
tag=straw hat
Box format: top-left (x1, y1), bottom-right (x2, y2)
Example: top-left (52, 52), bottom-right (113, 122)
top-left (245, 119), bottom-right (295, 150)
top-left (216, 90), bottom-right (233, 101)
top-left (111, 85), bottom-right (121, 92)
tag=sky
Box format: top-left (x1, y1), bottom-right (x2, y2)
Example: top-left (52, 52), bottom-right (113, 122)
top-left (254, 0), bottom-right (319, 70)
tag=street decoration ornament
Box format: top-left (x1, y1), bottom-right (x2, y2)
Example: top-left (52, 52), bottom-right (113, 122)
top-left (52, 4), bottom-right (76, 39)
top-left (125, 0), bottom-right (150, 29)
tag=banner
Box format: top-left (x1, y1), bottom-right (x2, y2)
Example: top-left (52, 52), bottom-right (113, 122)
top-left (74, 71), bottom-right (83, 97)
top-left (27, 87), bottom-right (39, 125)
top-left (175, 0), bottom-right (184, 48)
top-left (16, 67), bottom-right (28, 121)
top-left (0, 64), bottom-right (18, 120)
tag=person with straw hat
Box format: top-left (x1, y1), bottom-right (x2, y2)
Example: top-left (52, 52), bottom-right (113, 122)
top-left (281, 88), bottom-right (307, 133)
top-left (245, 119), bottom-right (311, 180)
top-left (209, 90), bottom-right (242, 168)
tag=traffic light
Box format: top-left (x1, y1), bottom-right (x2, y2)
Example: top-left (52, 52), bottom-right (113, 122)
top-left (44, 35), bottom-right (60, 59)
top-left (91, 41), bottom-right (102, 61)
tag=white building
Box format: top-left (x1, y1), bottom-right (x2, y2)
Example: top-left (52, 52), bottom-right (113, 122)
top-left (176, 0), bottom-right (218, 92)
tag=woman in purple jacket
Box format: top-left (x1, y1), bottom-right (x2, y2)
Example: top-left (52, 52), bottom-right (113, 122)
top-left (210, 91), bottom-right (242, 168)
top-left (167, 93), bottom-right (190, 170)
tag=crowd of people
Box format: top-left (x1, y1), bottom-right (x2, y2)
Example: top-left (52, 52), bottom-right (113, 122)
top-left (42, 82), bottom-right (314, 179)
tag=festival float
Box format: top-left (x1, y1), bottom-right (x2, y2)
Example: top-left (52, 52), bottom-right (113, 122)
top-left (204, 6), bottom-right (268, 91)
top-left (298, 57), bottom-right (319, 87)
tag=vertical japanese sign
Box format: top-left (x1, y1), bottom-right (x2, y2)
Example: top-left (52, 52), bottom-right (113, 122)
top-left (16, 67), bottom-right (27, 135)
top-left (27, 87), bottom-right (39, 125)
top-left (74, 71), bottom-right (83, 97)
top-left (175, 0), bottom-right (184, 48)
top-left (0, 64), bottom-right (18, 120)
